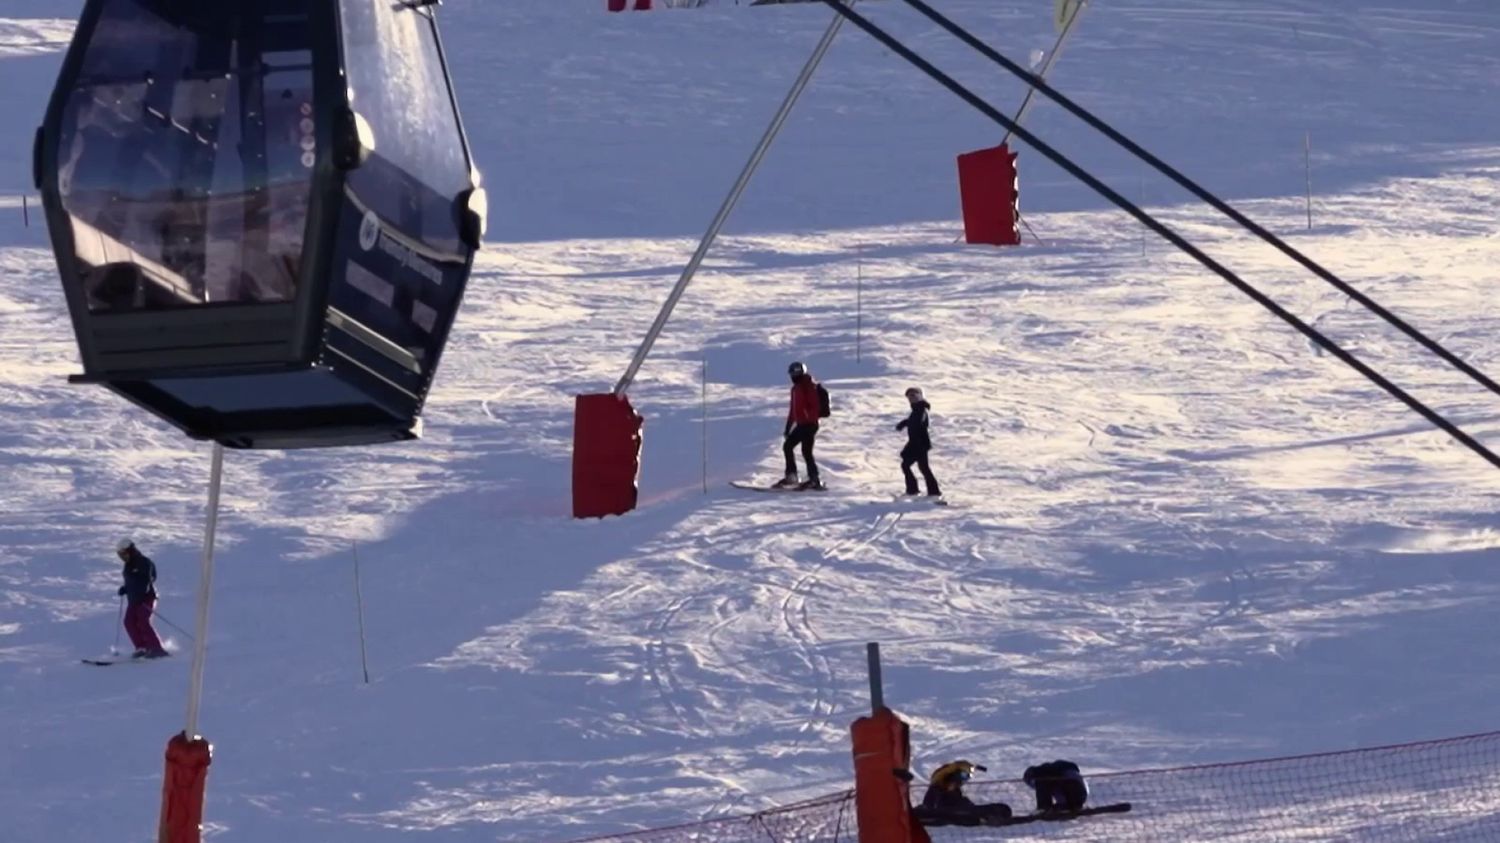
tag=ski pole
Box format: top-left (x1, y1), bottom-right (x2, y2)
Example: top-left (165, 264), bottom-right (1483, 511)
top-left (153, 611), bottom-right (195, 641)
top-left (112, 594), bottom-right (124, 655)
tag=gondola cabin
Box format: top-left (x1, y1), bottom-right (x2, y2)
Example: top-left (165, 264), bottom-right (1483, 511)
top-left (34, 0), bottom-right (485, 448)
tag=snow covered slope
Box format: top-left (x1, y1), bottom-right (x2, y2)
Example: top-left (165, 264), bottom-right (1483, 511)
top-left (2, 1), bottom-right (1500, 840)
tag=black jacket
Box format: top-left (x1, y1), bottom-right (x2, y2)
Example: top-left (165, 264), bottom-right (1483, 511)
top-left (119, 549), bottom-right (157, 605)
top-left (897, 400), bottom-right (932, 452)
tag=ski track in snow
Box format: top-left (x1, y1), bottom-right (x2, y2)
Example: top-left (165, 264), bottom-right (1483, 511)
top-left (3, 0), bottom-right (1500, 840)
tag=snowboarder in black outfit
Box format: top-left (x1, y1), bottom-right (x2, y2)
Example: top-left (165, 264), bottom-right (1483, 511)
top-left (1023, 760), bottom-right (1089, 814)
top-left (778, 361), bottom-right (825, 490)
top-left (913, 760), bottom-right (1012, 827)
top-left (896, 387), bottom-right (941, 497)
top-left (116, 539), bottom-right (168, 659)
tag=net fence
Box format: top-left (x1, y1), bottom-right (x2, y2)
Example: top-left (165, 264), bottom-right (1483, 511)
top-left (566, 730), bottom-right (1500, 842)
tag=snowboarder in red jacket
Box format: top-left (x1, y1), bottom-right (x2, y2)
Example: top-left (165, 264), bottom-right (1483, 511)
top-left (777, 361), bottom-right (824, 490)
top-left (116, 539), bottom-right (168, 659)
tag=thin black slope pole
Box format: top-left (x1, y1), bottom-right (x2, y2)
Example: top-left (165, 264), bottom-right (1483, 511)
top-left (897, 0), bottom-right (1500, 401)
top-left (810, 0), bottom-right (1500, 472)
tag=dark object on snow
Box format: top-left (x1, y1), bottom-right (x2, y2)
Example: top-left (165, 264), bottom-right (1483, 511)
top-left (1023, 759), bottom-right (1089, 813)
top-left (913, 760), bottom-right (1012, 827)
top-left (896, 387), bottom-right (941, 496)
top-left (36, 0), bottom-right (485, 448)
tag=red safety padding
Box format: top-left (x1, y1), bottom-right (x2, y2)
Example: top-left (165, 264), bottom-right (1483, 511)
top-left (957, 144), bottom-right (1020, 246)
top-left (851, 708), bottom-right (930, 843)
top-left (573, 393), bottom-right (644, 518)
top-left (157, 732), bottom-right (212, 843)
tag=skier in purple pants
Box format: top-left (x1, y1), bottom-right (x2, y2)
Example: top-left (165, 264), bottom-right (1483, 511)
top-left (116, 539), bottom-right (168, 659)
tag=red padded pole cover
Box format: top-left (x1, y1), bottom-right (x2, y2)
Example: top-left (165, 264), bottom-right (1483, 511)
top-left (157, 732), bottom-right (212, 843)
top-left (957, 144), bottom-right (1020, 246)
top-left (573, 393), bottom-right (644, 518)
top-left (851, 708), bottom-right (929, 843)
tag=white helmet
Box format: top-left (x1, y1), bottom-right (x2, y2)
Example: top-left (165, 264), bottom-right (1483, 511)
top-left (116, 538), bottom-right (135, 553)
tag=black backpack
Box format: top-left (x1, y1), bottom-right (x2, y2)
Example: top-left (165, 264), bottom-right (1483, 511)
top-left (816, 383), bottom-right (832, 418)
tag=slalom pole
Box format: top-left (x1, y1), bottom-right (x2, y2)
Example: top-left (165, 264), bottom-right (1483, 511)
top-left (113, 593), bottom-right (124, 655)
top-left (612, 0), bottom-right (856, 396)
top-left (855, 246), bottom-right (863, 363)
top-left (1304, 131), bottom-right (1314, 230)
top-left (352, 540), bottom-right (371, 685)
top-left (701, 356), bottom-right (709, 495)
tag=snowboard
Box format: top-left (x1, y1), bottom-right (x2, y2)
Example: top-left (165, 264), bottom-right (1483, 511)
top-left (730, 480), bottom-right (827, 493)
top-left (893, 493), bottom-right (952, 507)
top-left (990, 803), bottom-right (1133, 827)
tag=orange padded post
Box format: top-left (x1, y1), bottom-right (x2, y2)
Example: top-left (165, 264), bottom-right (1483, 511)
top-left (957, 143), bottom-right (1021, 246)
top-left (573, 393), bottom-right (644, 518)
top-left (158, 732), bottom-right (212, 843)
top-left (851, 708), bottom-right (930, 843)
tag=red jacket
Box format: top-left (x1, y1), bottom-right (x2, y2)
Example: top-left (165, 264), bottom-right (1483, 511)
top-left (788, 375), bottom-right (821, 426)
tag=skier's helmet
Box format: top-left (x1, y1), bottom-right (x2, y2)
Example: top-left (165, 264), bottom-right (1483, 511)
top-left (116, 538), bottom-right (135, 554)
top-left (905, 387), bottom-right (924, 401)
top-left (788, 361), bottom-right (807, 378)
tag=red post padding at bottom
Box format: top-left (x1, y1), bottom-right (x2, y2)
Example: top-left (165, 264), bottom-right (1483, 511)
top-left (573, 393), bottom-right (644, 519)
top-left (851, 708), bottom-right (931, 843)
top-left (157, 732), bottom-right (212, 843)
top-left (957, 143), bottom-right (1020, 247)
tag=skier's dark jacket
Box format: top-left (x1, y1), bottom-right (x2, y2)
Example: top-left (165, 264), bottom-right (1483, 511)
top-left (1023, 760), bottom-right (1088, 811)
top-left (118, 548), bottom-right (158, 605)
top-left (897, 400), bottom-right (933, 453)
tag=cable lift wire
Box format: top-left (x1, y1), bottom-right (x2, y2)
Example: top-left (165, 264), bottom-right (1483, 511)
top-left (810, 0), bottom-right (1500, 471)
top-left (900, 0), bottom-right (1500, 402)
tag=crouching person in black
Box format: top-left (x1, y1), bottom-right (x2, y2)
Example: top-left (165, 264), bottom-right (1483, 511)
top-left (912, 760), bottom-right (1012, 827)
top-left (1023, 759), bottom-right (1089, 814)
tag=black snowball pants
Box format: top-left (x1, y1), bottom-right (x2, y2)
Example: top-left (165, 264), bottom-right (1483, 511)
top-left (902, 449), bottom-right (941, 495)
top-left (784, 423), bottom-right (820, 480)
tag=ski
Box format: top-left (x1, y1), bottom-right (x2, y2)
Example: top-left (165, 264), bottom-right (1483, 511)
top-left (82, 653), bottom-right (170, 666)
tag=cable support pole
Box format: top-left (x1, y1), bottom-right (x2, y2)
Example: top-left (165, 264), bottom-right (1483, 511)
top-left (185, 443), bottom-right (224, 737)
top-left (613, 1), bottom-right (855, 397)
top-left (1001, 0), bottom-right (1087, 147)
top-left (811, 0), bottom-right (1500, 472)
top-left (897, 0), bottom-right (1500, 401)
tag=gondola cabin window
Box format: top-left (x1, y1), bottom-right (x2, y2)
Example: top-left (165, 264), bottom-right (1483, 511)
top-left (55, 0), bottom-right (315, 312)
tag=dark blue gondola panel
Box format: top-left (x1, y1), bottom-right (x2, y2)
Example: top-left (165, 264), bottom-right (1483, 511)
top-left (321, 0), bottom-right (481, 411)
top-left (36, 0), bottom-right (483, 449)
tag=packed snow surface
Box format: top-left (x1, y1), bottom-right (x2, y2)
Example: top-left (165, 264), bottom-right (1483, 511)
top-left (2, 0), bottom-right (1499, 840)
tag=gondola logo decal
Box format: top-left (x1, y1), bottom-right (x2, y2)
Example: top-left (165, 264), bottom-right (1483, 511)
top-left (358, 210), bottom-right (382, 252)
